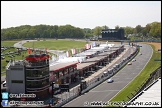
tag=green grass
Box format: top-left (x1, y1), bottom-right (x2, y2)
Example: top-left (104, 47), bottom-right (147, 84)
top-left (109, 44), bottom-right (161, 106)
top-left (1, 40), bottom-right (29, 74)
top-left (1, 40), bottom-right (19, 47)
top-left (1, 40), bottom-right (21, 73)
top-left (1, 72), bottom-right (6, 76)
top-left (1, 47), bottom-right (16, 54)
top-left (22, 40), bottom-right (88, 50)
top-left (1, 50), bottom-right (29, 74)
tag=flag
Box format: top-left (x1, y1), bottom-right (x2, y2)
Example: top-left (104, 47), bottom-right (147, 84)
top-left (66, 51), bottom-right (70, 57)
top-left (91, 42), bottom-right (93, 48)
top-left (85, 44), bottom-right (91, 49)
top-left (91, 42), bottom-right (96, 48)
top-left (28, 48), bottom-right (31, 54)
top-left (71, 48), bottom-right (76, 55)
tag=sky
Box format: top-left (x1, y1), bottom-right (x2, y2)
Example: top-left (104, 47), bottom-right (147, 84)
top-left (1, 1), bottom-right (161, 29)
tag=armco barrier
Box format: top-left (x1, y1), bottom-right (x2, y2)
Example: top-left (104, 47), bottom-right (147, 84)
top-left (53, 46), bottom-right (138, 107)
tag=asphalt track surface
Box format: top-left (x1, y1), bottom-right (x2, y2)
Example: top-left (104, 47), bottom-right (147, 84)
top-left (63, 44), bottom-right (153, 107)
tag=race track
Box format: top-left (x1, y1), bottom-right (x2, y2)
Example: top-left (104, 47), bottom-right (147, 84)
top-left (63, 44), bottom-right (152, 107)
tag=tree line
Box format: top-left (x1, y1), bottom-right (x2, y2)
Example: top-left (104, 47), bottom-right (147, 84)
top-left (1, 21), bottom-right (161, 40)
top-left (121, 22), bottom-right (161, 38)
top-left (92, 22), bottom-right (161, 39)
top-left (1, 24), bottom-right (85, 40)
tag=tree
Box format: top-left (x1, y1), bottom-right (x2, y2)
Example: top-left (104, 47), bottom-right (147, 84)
top-left (93, 26), bottom-right (102, 39)
top-left (141, 27), bottom-right (147, 36)
top-left (76, 28), bottom-right (84, 38)
top-left (1, 22), bottom-right (160, 40)
top-left (124, 26), bottom-right (133, 37)
top-left (83, 28), bottom-right (93, 39)
top-left (52, 25), bottom-right (59, 38)
top-left (145, 24), bottom-right (151, 35)
top-left (149, 22), bottom-right (161, 38)
top-left (133, 28), bottom-right (137, 36)
top-left (115, 25), bottom-right (120, 29)
top-left (135, 25), bottom-right (142, 36)
top-left (102, 25), bottom-right (109, 30)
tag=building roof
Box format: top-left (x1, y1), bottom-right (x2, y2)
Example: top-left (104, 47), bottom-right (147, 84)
top-left (49, 62), bottom-right (78, 72)
top-left (77, 50), bottom-right (115, 70)
top-left (49, 44), bottom-right (123, 71)
top-left (75, 44), bottom-right (112, 57)
top-left (77, 61), bottom-right (96, 70)
top-left (57, 56), bottom-right (86, 63)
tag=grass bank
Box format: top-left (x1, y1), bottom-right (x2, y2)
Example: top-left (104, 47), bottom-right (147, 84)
top-left (23, 40), bottom-right (88, 50)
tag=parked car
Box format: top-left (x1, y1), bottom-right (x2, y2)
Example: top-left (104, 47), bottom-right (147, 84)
top-left (132, 59), bottom-right (136, 62)
top-left (6, 60), bottom-right (10, 62)
top-left (9, 52), bottom-right (14, 54)
top-left (5, 52), bottom-right (9, 55)
top-left (107, 78), bottom-right (113, 83)
top-left (1, 56), bottom-right (5, 59)
top-left (128, 62), bottom-right (132, 65)
top-left (15, 53), bottom-right (19, 55)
